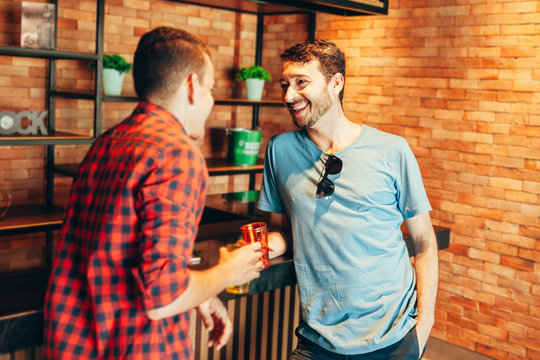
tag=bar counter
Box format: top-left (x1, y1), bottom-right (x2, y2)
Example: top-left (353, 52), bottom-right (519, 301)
top-left (0, 206), bottom-right (450, 354)
top-left (193, 206), bottom-right (450, 301)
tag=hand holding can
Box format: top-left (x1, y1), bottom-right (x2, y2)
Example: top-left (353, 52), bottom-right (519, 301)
top-left (225, 222), bottom-right (271, 294)
top-left (240, 222), bottom-right (271, 268)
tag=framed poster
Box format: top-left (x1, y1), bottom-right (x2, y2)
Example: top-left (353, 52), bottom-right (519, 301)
top-left (21, 2), bottom-right (55, 49)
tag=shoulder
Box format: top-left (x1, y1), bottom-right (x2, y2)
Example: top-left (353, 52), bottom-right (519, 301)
top-left (364, 125), bottom-right (408, 147)
top-left (359, 126), bottom-right (412, 164)
top-left (268, 130), bottom-right (307, 152)
top-left (270, 130), bottom-right (303, 144)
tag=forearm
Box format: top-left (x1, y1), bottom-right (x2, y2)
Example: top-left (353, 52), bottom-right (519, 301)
top-left (405, 213), bottom-right (438, 322)
top-left (146, 242), bottom-right (264, 320)
top-left (146, 265), bottom-right (231, 320)
top-left (414, 234), bottom-right (438, 322)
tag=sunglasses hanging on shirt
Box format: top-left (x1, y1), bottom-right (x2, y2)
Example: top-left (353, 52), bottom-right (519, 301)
top-left (316, 154), bottom-right (343, 199)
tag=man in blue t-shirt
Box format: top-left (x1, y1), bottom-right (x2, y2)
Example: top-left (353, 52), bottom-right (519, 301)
top-left (258, 40), bottom-right (439, 359)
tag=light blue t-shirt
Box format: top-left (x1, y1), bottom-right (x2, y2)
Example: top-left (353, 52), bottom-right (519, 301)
top-left (258, 125), bottom-right (432, 355)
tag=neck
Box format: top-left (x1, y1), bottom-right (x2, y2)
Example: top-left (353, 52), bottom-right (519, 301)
top-left (306, 106), bottom-right (363, 154)
top-left (148, 90), bottom-right (187, 125)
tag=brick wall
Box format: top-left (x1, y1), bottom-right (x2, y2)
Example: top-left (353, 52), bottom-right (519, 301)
top-left (0, 0), bottom-right (302, 272)
top-left (316, 1), bottom-right (539, 359)
top-left (0, 0), bottom-right (538, 359)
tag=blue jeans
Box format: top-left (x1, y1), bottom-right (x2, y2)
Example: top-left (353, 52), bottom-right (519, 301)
top-left (290, 327), bottom-right (425, 360)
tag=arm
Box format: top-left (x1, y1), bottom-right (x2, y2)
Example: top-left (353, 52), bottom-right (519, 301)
top-left (405, 212), bottom-right (438, 352)
top-left (146, 242), bottom-right (264, 320)
top-left (266, 212), bottom-right (291, 259)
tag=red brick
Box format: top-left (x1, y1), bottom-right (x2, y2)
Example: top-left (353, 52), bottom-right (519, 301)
top-left (502, 1), bottom-right (538, 13)
top-left (495, 296), bottom-right (529, 315)
top-left (514, 80), bottom-right (540, 92)
top-left (526, 348), bottom-right (540, 360)
top-left (468, 247), bottom-right (500, 264)
top-left (500, 255), bottom-right (535, 272)
top-left (476, 344), bottom-right (510, 359)
top-left (467, 268), bottom-right (498, 286)
top-left (493, 132), bottom-right (527, 146)
top-left (449, 295), bottom-right (479, 311)
top-left (511, 313), bottom-right (540, 331)
top-left (446, 333), bottom-right (476, 352)
top-left (463, 308), bottom-right (494, 326)
top-left (510, 334), bottom-right (540, 353)
top-left (447, 312), bottom-right (479, 331)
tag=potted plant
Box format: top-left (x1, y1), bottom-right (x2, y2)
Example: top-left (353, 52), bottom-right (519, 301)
top-left (90, 54), bottom-right (132, 96)
top-left (235, 65), bottom-right (272, 100)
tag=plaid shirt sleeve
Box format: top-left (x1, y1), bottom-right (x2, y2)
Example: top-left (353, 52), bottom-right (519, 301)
top-left (130, 128), bottom-right (208, 311)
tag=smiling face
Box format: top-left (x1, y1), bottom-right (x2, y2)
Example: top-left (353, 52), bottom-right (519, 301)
top-left (280, 60), bottom-right (335, 129)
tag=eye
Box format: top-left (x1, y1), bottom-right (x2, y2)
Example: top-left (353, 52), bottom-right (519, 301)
top-left (279, 82), bottom-right (289, 90)
top-left (296, 79), bottom-right (309, 88)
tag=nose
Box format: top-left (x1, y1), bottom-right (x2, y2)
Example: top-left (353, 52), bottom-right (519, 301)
top-left (283, 85), bottom-right (297, 103)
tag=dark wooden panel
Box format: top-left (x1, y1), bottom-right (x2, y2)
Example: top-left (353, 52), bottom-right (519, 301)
top-left (169, 0), bottom-right (388, 15)
top-left (0, 205), bottom-right (64, 236)
top-left (206, 158), bottom-right (264, 176)
top-left (0, 131), bottom-right (93, 145)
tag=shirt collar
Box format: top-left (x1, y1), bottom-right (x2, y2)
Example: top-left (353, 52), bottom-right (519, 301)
top-left (134, 101), bottom-right (187, 135)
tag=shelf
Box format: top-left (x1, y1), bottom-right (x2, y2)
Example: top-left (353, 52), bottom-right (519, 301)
top-left (51, 90), bottom-right (96, 100)
top-left (54, 159), bottom-right (265, 178)
top-left (215, 98), bottom-right (283, 107)
top-left (0, 204), bottom-right (64, 236)
top-left (403, 225), bottom-right (451, 257)
top-left (0, 46), bottom-right (97, 61)
top-left (53, 164), bottom-right (79, 177)
top-left (170, 0), bottom-right (388, 16)
top-left (103, 95), bottom-right (138, 102)
top-left (103, 95), bottom-right (284, 107)
top-left (206, 158), bottom-right (264, 176)
top-left (220, 190), bottom-right (260, 203)
top-left (0, 132), bottom-right (94, 146)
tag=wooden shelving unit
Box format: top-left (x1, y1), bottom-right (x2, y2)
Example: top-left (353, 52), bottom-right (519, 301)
top-left (0, 0), bottom-right (392, 355)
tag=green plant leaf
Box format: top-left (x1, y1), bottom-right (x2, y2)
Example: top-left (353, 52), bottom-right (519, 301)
top-left (89, 54), bottom-right (132, 74)
top-left (235, 65), bottom-right (272, 82)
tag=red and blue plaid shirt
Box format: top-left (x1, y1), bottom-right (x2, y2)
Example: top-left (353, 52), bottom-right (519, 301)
top-left (44, 102), bottom-right (208, 359)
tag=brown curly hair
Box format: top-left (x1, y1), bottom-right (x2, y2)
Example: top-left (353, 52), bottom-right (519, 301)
top-left (280, 40), bottom-right (346, 102)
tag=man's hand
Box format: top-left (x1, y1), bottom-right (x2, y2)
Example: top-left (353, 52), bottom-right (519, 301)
top-left (415, 314), bottom-right (434, 354)
top-left (218, 242), bottom-right (265, 286)
top-left (197, 297), bottom-right (232, 350)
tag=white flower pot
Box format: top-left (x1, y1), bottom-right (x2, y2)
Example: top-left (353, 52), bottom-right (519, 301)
top-left (245, 78), bottom-right (265, 100)
top-left (103, 68), bottom-right (125, 96)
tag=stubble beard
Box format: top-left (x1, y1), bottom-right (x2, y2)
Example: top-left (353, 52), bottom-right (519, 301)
top-left (290, 89), bottom-right (333, 130)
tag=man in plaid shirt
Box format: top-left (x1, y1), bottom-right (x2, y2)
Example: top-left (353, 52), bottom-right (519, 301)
top-left (43, 27), bottom-right (266, 359)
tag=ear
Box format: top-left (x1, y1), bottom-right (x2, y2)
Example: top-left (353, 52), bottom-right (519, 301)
top-left (329, 73), bottom-right (344, 96)
top-left (187, 72), bottom-right (199, 105)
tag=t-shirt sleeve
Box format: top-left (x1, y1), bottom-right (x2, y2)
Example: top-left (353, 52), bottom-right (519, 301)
top-left (132, 145), bottom-right (206, 311)
top-left (395, 141), bottom-right (432, 219)
top-left (258, 137), bottom-right (286, 214)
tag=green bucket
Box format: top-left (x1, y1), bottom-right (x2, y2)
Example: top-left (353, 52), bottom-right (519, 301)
top-left (227, 128), bottom-right (262, 165)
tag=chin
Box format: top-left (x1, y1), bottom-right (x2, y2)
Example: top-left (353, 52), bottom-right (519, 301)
top-left (188, 129), bottom-right (205, 141)
top-left (293, 116), bottom-right (315, 129)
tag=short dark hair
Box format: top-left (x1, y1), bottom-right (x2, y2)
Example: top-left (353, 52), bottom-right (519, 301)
top-left (280, 40), bottom-right (346, 102)
top-left (133, 27), bottom-right (211, 101)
